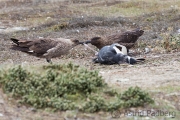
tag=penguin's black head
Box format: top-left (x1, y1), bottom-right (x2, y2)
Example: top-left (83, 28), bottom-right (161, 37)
top-left (125, 56), bottom-right (137, 64)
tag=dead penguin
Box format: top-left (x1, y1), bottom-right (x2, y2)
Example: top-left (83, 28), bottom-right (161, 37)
top-left (84, 28), bottom-right (144, 51)
top-left (93, 43), bottom-right (145, 65)
top-left (10, 38), bottom-right (83, 63)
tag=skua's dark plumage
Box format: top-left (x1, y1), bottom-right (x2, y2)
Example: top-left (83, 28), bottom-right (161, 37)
top-left (10, 38), bottom-right (83, 63)
top-left (84, 28), bottom-right (144, 51)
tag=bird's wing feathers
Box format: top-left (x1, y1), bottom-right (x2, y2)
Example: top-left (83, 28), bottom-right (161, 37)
top-left (44, 40), bottom-right (74, 57)
top-left (11, 38), bottom-right (33, 47)
top-left (28, 39), bottom-right (58, 54)
top-left (106, 29), bottom-right (143, 43)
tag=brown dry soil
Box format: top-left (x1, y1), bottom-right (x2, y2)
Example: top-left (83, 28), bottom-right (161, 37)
top-left (0, 0), bottom-right (180, 120)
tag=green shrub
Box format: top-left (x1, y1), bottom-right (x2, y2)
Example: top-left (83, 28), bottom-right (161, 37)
top-left (81, 95), bottom-right (107, 113)
top-left (0, 63), bottom-right (154, 112)
top-left (119, 86), bottom-right (154, 107)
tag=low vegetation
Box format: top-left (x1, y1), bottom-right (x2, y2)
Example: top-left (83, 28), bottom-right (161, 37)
top-left (137, 33), bottom-right (180, 53)
top-left (162, 33), bottom-right (180, 52)
top-left (0, 63), bottom-right (154, 112)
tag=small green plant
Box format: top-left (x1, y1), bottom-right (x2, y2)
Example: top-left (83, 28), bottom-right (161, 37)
top-left (161, 27), bottom-right (180, 52)
top-left (119, 86), bottom-right (154, 107)
top-left (2, 66), bottom-right (31, 96)
top-left (167, 34), bottom-right (180, 50)
top-left (50, 23), bottom-right (68, 31)
top-left (0, 63), bottom-right (154, 112)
